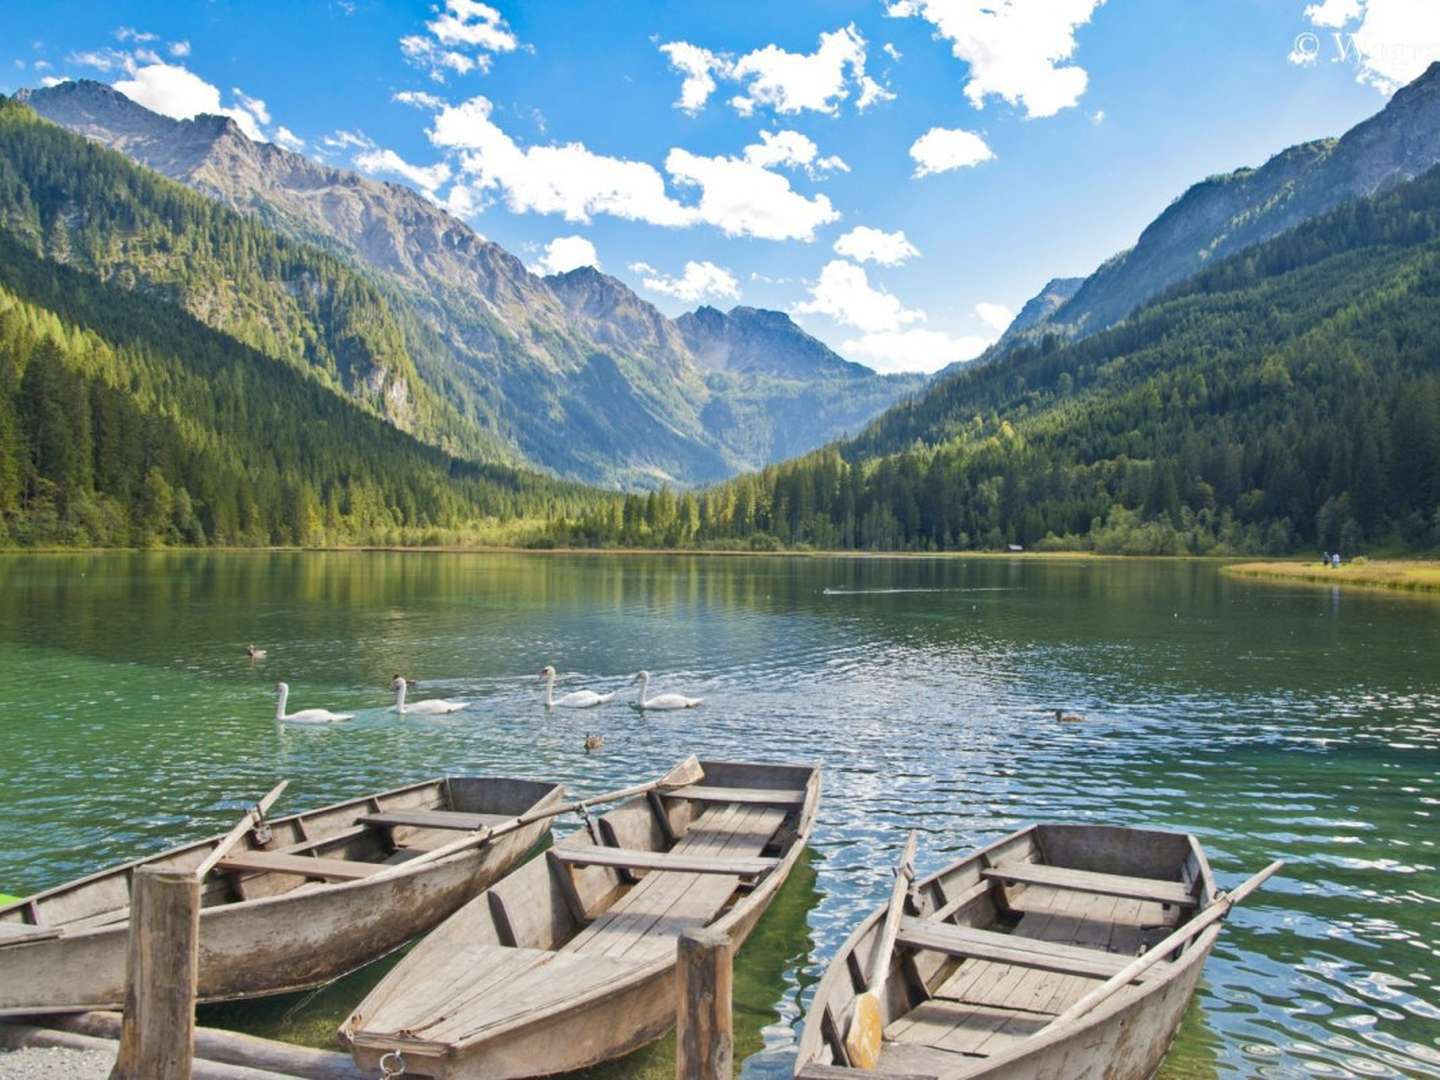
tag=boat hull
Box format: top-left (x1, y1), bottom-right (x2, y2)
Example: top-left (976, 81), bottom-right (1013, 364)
top-left (346, 760), bottom-right (821, 1080)
top-left (0, 778), bottom-right (563, 1014)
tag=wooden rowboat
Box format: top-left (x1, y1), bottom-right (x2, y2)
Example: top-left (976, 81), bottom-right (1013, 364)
top-left (342, 758), bottom-right (821, 1079)
top-left (0, 776), bottom-right (564, 1014)
top-left (794, 823), bottom-right (1230, 1079)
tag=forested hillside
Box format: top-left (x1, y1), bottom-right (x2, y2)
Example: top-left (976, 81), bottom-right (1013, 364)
top-left (544, 167), bottom-right (1440, 554)
top-left (0, 235), bottom-right (604, 547)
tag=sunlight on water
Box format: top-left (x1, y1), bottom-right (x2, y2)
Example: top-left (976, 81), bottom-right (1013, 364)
top-left (0, 552), bottom-right (1436, 1078)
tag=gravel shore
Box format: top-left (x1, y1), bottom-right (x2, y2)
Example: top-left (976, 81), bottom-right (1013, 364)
top-left (0, 1047), bottom-right (113, 1079)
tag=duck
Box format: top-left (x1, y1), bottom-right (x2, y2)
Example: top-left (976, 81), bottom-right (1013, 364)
top-left (391, 676), bottom-right (468, 715)
top-left (247, 644), bottom-right (267, 661)
top-left (540, 665), bottom-right (616, 709)
top-left (584, 734), bottom-right (604, 751)
top-left (1054, 709), bottom-right (1085, 723)
top-left (633, 670), bottom-right (703, 711)
top-left (274, 682), bottom-right (353, 725)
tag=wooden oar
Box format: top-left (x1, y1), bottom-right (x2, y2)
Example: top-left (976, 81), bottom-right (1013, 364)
top-left (367, 756), bottom-right (705, 884)
top-left (1048, 859), bottom-right (1285, 1028)
top-left (845, 830), bottom-right (918, 1070)
top-left (193, 781), bottom-right (289, 881)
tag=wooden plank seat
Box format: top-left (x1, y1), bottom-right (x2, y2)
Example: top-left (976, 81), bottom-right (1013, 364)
top-left (896, 920), bottom-right (1162, 982)
top-left (982, 863), bottom-right (1195, 908)
top-left (355, 809), bottom-right (512, 832)
top-left (0, 923), bottom-right (62, 946)
top-left (217, 850), bottom-right (380, 882)
top-left (663, 785), bottom-right (806, 806)
top-left (551, 846), bottom-right (777, 877)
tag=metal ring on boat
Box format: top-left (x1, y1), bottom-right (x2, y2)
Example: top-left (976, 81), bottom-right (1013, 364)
top-left (379, 1049), bottom-right (406, 1077)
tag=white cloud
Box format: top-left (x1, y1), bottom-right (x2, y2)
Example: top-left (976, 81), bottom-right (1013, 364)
top-left (534, 235), bottom-right (599, 275)
top-left (628, 260), bottom-right (658, 275)
top-left (322, 129), bottom-right (375, 151)
top-left (273, 126), bottom-right (305, 151)
top-left (429, 96), bottom-right (838, 240)
top-left (842, 329), bottom-right (991, 373)
top-left (431, 95), bottom-right (694, 226)
top-left (33, 59), bottom-right (51, 71)
top-left (394, 89), bottom-right (446, 110)
top-left (660, 42), bottom-right (731, 114)
top-left (794, 260), bottom-right (923, 334)
top-left (114, 27), bottom-right (158, 44)
top-left (168, 41), bottom-right (190, 58)
top-left (1090, 108), bottom-right (1105, 124)
top-left (883, 42), bottom-right (903, 61)
top-left (743, 129), bottom-right (849, 177)
top-left (833, 226), bottom-right (919, 266)
top-left (910, 126), bottom-right (995, 177)
top-left (112, 63), bottom-right (269, 140)
top-left (68, 49), bottom-right (128, 72)
top-left (666, 144), bottom-right (840, 240)
top-left (401, 0), bottom-right (517, 82)
top-left (232, 89), bottom-right (270, 126)
top-left (40, 76), bottom-right (68, 88)
top-left (887, 0), bottom-right (1105, 118)
top-left (640, 260), bottom-right (741, 302)
top-left (975, 301), bottom-right (1013, 332)
top-left (355, 147), bottom-right (453, 193)
top-left (659, 24), bottom-right (893, 117)
top-left (1298, 0), bottom-right (1440, 93)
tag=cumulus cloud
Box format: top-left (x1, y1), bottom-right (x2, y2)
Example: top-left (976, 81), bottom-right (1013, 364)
top-left (743, 129), bottom-right (849, 177)
top-left (794, 260), bottom-right (923, 334)
top-left (886, 0), bottom-right (1105, 118)
top-left (975, 301), bottom-right (1014, 332)
top-left (394, 89), bottom-right (446, 110)
top-left (910, 126), bottom-right (995, 177)
top-left (273, 126), bottom-right (305, 152)
top-left (640, 260), bottom-right (741, 302)
top-left (112, 63), bottom-right (270, 140)
top-left (355, 147), bottom-right (453, 193)
top-left (40, 76), bottom-right (69, 88)
top-left (1297, 0), bottom-right (1440, 93)
top-left (534, 235), bottom-right (600, 275)
top-left (841, 329), bottom-right (991, 373)
top-left (401, 0), bottom-right (517, 82)
top-left (658, 24), bottom-right (893, 116)
top-left (428, 96), bottom-right (839, 240)
top-left (833, 226), bottom-right (919, 266)
top-left (322, 129), bottom-right (375, 151)
top-left (168, 41), bottom-right (190, 58)
top-left (67, 49), bottom-right (128, 72)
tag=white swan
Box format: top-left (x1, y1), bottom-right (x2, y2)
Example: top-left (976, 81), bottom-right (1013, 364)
top-left (391, 676), bottom-right (468, 715)
top-left (633, 670), bottom-right (702, 711)
top-left (274, 682), bottom-right (353, 725)
top-left (541, 665), bottom-right (616, 709)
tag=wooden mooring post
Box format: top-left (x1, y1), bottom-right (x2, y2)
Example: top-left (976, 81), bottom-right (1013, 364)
top-left (675, 928), bottom-right (733, 1080)
top-left (109, 866), bottom-right (200, 1080)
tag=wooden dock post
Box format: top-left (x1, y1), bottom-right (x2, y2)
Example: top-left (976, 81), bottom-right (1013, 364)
top-left (110, 866), bottom-right (200, 1080)
top-left (675, 928), bottom-right (733, 1080)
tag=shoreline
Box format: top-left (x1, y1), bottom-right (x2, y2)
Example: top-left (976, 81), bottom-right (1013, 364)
top-left (1222, 560), bottom-right (1440, 595)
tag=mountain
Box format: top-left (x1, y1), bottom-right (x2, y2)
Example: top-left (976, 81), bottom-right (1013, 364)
top-left (16, 80), bottom-right (917, 488)
top-left (676, 305), bottom-right (872, 380)
top-left (996, 61), bottom-right (1440, 350)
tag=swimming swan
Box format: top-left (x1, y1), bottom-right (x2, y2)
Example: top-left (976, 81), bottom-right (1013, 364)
top-left (391, 676), bottom-right (468, 715)
top-left (247, 644), bottom-right (267, 661)
top-left (274, 682), bottom-right (353, 724)
top-left (633, 670), bottom-right (702, 711)
top-left (540, 665), bottom-right (616, 709)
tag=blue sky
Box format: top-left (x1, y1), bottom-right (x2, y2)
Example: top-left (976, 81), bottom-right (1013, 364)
top-left (5, 0), bottom-right (1438, 372)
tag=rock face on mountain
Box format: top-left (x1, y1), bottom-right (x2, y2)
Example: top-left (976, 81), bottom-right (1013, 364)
top-left (676, 305), bottom-right (871, 380)
top-left (998, 61), bottom-right (1440, 348)
top-left (18, 80), bottom-right (917, 488)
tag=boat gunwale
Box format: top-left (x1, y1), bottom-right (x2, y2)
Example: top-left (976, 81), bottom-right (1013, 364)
top-left (344, 759), bottom-right (822, 1060)
top-left (0, 775), bottom-right (566, 938)
top-left (793, 822), bottom-right (1220, 1077)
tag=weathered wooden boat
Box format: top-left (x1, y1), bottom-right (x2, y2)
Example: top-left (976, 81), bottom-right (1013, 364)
top-left (794, 824), bottom-right (1279, 1079)
top-left (0, 776), bottom-right (564, 1014)
top-left (342, 758), bottom-right (821, 1079)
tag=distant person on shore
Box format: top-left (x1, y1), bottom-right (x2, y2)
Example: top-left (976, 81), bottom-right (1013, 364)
top-left (1332, 552), bottom-right (1341, 568)
top-left (1321, 551), bottom-right (1329, 567)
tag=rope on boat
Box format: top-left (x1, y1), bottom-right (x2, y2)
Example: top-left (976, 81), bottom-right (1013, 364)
top-left (379, 1049), bottom-right (406, 1077)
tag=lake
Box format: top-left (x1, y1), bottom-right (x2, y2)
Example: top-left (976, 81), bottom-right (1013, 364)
top-left (0, 551), bottom-right (1436, 1078)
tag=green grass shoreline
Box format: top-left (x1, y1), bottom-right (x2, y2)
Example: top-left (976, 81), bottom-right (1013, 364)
top-left (1222, 560), bottom-right (1440, 594)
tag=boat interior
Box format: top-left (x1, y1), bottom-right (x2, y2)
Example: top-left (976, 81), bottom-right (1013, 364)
top-left (347, 760), bottom-right (817, 1050)
top-left (0, 777), bottom-right (560, 944)
top-left (812, 824), bottom-right (1215, 1077)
